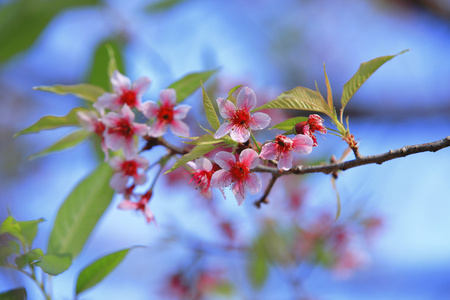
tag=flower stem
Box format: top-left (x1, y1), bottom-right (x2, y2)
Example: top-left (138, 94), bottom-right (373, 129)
top-left (251, 133), bottom-right (261, 152)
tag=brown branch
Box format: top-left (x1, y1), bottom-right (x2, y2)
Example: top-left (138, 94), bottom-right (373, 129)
top-left (254, 174), bottom-right (279, 208)
top-left (254, 136), bottom-right (450, 176)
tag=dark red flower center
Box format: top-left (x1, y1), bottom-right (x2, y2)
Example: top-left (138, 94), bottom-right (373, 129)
top-left (157, 105), bottom-right (174, 123)
top-left (120, 90), bottom-right (138, 107)
top-left (275, 135), bottom-right (292, 151)
top-left (94, 121), bottom-right (106, 136)
top-left (121, 160), bottom-right (138, 176)
top-left (108, 119), bottom-right (134, 138)
top-left (230, 110), bottom-right (251, 128)
top-left (230, 161), bottom-right (249, 181)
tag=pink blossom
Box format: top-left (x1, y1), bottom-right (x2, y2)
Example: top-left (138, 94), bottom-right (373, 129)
top-left (118, 190), bottom-right (155, 224)
top-left (109, 155), bottom-right (149, 192)
top-left (294, 114), bottom-right (327, 146)
top-left (187, 158), bottom-right (215, 198)
top-left (211, 149), bottom-right (261, 205)
top-left (102, 105), bottom-right (149, 157)
top-left (214, 87), bottom-right (271, 143)
top-left (77, 110), bottom-right (109, 160)
top-left (94, 70), bottom-right (151, 113)
top-left (142, 89), bottom-right (191, 137)
top-left (259, 134), bottom-right (313, 170)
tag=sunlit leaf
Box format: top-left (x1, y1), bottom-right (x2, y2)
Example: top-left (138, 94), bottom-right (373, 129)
top-left (145, 0), bottom-right (187, 13)
top-left (28, 130), bottom-right (91, 160)
top-left (341, 50), bottom-right (409, 110)
top-left (35, 254), bottom-right (71, 276)
top-left (168, 69), bottom-right (218, 103)
top-left (0, 217), bottom-right (22, 245)
top-left (33, 84), bottom-right (106, 102)
top-left (270, 116), bottom-right (308, 131)
top-left (15, 248), bottom-right (44, 269)
top-left (201, 82), bottom-right (220, 130)
top-left (47, 163), bottom-right (114, 258)
top-left (253, 86), bottom-right (332, 117)
top-left (165, 144), bottom-right (218, 174)
top-left (0, 287), bottom-right (27, 300)
top-left (14, 107), bottom-right (87, 137)
top-left (75, 247), bottom-right (137, 295)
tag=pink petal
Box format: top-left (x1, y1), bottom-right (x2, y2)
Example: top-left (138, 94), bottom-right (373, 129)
top-left (292, 134), bottom-right (313, 155)
top-left (132, 76), bottom-right (151, 95)
top-left (187, 161), bottom-right (197, 169)
top-left (104, 131), bottom-right (124, 151)
top-left (211, 169), bottom-right (233, 188)
top-left (95, 93), bottom-right (120, 112)
top-left (169, 119), bottom-right (190, 137)
top-left (118, 200), bottom-right (139, 210)
top-left (110, 173), bottom-right (128, 192)
top-left (101, 111), bottom-right (120, 128)
top-left (141, 101), bottom-right (161, 119)
top-left (229, 125), bottom-right (250, 143)
top-left (143, 206), bottom-right (155, 223)
top-left (121, 105), bottom-right (135, 122)
top-left (214, 122), bottom-right (233, 139)
top-left (259, 142), bottom-right (277, 160)
top-left (231, 181), bottom-right (246, 205)
top-left (214, 151), bottom-right (235, 170)
top-left (122, 138), bottom-right (137, 158)
top-left (77, 111), bottom-right (97, 132)
top-left (159, 89), bottom-right (177, 106)
top-left (173, 104), bottom-right (191, 119)
top-left (244, 172), bottom-right (262, 195)
top-left (148, 120), bottom-right (168, 137)
top-left (111, 70), bottom-right (131, 93)
top-left (239, 149), bottom-right (259, 169)
top-left (236, 87), bottom-right (256, 111)
top-left (278, 151), bottom-right (293, 170)
top-left (249, 112), bottom-right (271, 130)
top-left (195, 157), bottom-right (212, 172)
top-left (134, 173), bottom-right (147, 185)
top-left (135, 156), bottom-right (150, 169)
top-left (108, 156), bottom-right (124, 170)
top-left (217, 98), bottom-right (236, 119)
top-left (132, 123), bottom-right (150, 137)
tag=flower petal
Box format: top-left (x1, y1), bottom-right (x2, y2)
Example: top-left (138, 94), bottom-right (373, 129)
top-left (148, 120), bottom-right (168, 137)
top-left (110, 173), bottom-right (128, 192)
top-left (132, 76), bottom-right (151, 95)
top-left (250, 112), bottom-right (271, 130)
top-left (231, 181), bottom-right (246, 205)
top-left (120, 104), bottom-right (135, 122)
top-left (239, 149), bottom-right (259, 169)
top-left (214, 151), bottom-right (235, 170)
top-left (229, 125), bottom-right (250, 143)
top-left (134, 173), bottom-right (147, 185)
top-left (278, 151), bottom-right (293, 170)
top-left (196, 157), bottom-right (213, 172)
top-left (95, 93), bottom-right (120, 112)
top-left (244, 172), bottom-right (262, 195)
top-left (214, 122), bottom-right (233, 139)
top-left (118, 200), bottom-right (139, 210)
top-left (159, 89), bottom-right (177, 106)
top-left (132, 123), bottom-right (150, 137)
top-left (111, 70), bottom-right (131, 93)
top-left (108, 156), bottom-right (123, 170)
top-left (217, 98), bottom-right (236, 119)
top-left (143, 206), bottom-right (155, 223)
top-left (211, 169), bottom-right (233, 188)
top-left (141, 101), bottom-right (161, 119)
top-left (236, 87), bottom-right (256, 111)
top-left (169, 119), bottom-right (190, 137)
top-left (292, 134), bottom-right (313, 155)
top-left (173, 104), bottom-right (191, 119)
top-left (259, 142), bottom-right (277, 160)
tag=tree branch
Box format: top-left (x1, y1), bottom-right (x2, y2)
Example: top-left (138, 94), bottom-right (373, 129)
top-left (254, 136), bottom-right (450, 176)
top-left (254, 174), bottom-right (279, 208)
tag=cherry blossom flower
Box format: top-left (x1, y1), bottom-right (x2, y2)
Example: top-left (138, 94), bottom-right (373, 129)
top-left (109, 155), bottom-right (149, 192)
top-left (94, 70), bottom-right (151, 113)
top-left (142, 89), bottom-right (191, 137)
top-left (118, 190), bottom-right (155, 224)
top-left (211, 149), bottom-right (261, 205)
top-left (294, 114), bottom-right (327, 146)
top-left (187, 158), bottom-right (215, 198)
top-left (259, 134), bottom-right (313, 170)
top-left (102, 105), bottom-right (149, 157)
top-left (77, 110), bottom-right (109, 159)
top-left (214, 87), bottom-right (271, 143)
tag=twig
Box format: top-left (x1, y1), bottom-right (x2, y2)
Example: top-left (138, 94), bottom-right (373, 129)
top-left (254, 174), bottom-right (279, 208)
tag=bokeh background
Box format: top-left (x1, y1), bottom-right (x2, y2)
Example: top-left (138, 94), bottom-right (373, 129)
top-left (1, 0), bottom-right (450, 299)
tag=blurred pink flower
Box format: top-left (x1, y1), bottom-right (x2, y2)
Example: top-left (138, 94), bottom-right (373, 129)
top-left (77, 110), bottom-right (109, 159)
top-left (259, 134), bottom-right (313, 170)
top-left (109, 155), bottom-right (149, 192)
top-left (118, 190), bottom-right (155, 224)
top-left (94, 70), bottom-right (151, 113)
top-left (211, 149), bottom-right (261, 205)
top-left (214, 87), bottom-right (271, 143)
top-left (102, 105), bottom-right (149, 157)
top-left (295, 114), bottom-right (327, 146)
top-left (142, 89), bottom-right (191, 137)
top-left (187, 158), bottom-right (215, 198)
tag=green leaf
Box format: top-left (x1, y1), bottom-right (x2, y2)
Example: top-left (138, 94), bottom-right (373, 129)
top-left (0, 0), bottom-right (100, 64)
top-left (253, 86), bottom-right (332, 117)
top-left (35, 254), bottom-right (71, 276)
top-left (270, 116), bottom-right (308, 131)
top-left (168, 69), bottom-right (218, 103)
top-left (227, 85), bottom-right (243, 99)
top-left (75, 247), bottom-right (136, 295)
top-left (33, 84), bottom-right (106, 102)
top-left (145, 0), bottom-right (187, 13)
top-left (323, 64), bottom-right (333, 110)
top-left (341, 50), bottom-right (409, 111)
top-left (212, 282), bottom-right (234, 296)
top-left (47, 163), bottom-right (114, 258)
top-left (165, 144), bottom-right (218, 174)
top-left (88, 39), bottom-right (126, 91)
top-left (14, 107), bottom-right (87, 137)
top-left (15, 219), bottom-right (44, 246)
top-left (0, 217), bottom-right (22, 245)
top-left (0, 287), bottom-right (27, 300)
top-left (183, 134), bottom-right (223, 146)
top-left (201, 82), bottom-right (220, 130)
top-left (15, 248), bottom-right (44, 269)
top-left (247, 237), bottom-right (268, 288)
top-left (28, 130), bottom-right (91, 160)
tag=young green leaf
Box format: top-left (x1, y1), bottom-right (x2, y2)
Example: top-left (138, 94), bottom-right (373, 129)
top-left (201, 82), bottom-right (220, 130)
top-left (227, 85), bottom-right (242, 98)
top-left (270, 116), bottom-right (308, 131)
top-left (15, 248), bottom-right (44, 269)
top-left (253, 86), bottom-right (332, 117)
top-left (47, 163), bottom-right (114, 259)
top-left (165, 143), bottom-right (218, 174)
top-left (35, 254), bottom-right (71, 276)
top-left (33, 84), bottom-right (106, 102)
top-left (28, 130), bottom-right (91, 160)
top-left (168, 69), bottom-right (218, 103)
top-left (0, 287), bottom-right (27, 300)
top-left (15, 219), bottom-right (45, 246)
top-left (75, 247), bottom-right (136, 295)
top-left (323, 64), bottom-right (333, 110)
top-left (341, 50), bottom-right (409, 111)
top-left (183, 134), bottom-right (223, 146)
top-left (14, 107), bottom-right (87, 137)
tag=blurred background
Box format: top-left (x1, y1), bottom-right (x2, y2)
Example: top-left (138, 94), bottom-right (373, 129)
top-left (1, 0), bottom-right (450, 299)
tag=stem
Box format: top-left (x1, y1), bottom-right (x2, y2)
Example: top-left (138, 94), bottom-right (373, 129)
top-left (254, 174), bottom-right (278, 208)
top-left (250, 133), bottom-right (261, 152)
